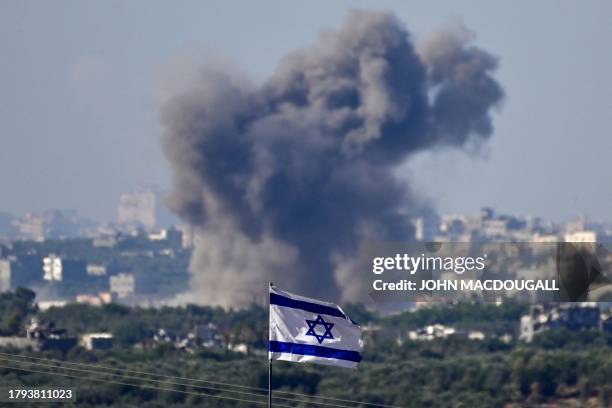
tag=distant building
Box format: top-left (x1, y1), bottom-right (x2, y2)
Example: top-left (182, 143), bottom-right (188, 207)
top-left (481, 219), bottom-right (509, 238)
top-left (80, 333), bottom-right (113, 350)
top-left (42, 256), bottom-right (87, 282)
top-left (13, 210), bottom-right (95, 241)
top-left (148, 230), bottom-right (166, 241)
top-left (25, 318), bottom-right (76, 352)
top-left (0, 336), bottom-right (38, 350)
top-left (41, 209), bottom-right (97, 239)
top-left (565, 215), bottom-right (588, 234)
top-left (480, 207), bottom-right (495, 220)
top-left (408, 324), bottom-right (456, 341)
top-left (153, 328), bottom-right (173, 343)
top-left (440, 215), bottom-right (466, 237)
top-left (93, 235), bottom-right (117, 248)
top-left (110, 273), bottom-right (135, 298)
top-left (99, 292), bottom-right (113, 303)
top-left (17, 213), bottom-right (45, 241)
top-left (519, 303), bottom-right (600, 342)
top-left (468, 330), bottom-right (486, 340)
top-left (0, 212), bottom-right (17, 240)
top-left (148, 228), bottom-right (182, 247)
top-left (76, 294), bottom-right (102, 306)
top-left (564, 231), bottom-right (597, 243)
top-left (37, 300), bottom-right (67, 311)
top-left (194, 323), bottom-right (222, 348)
top-left (76, 292), bottom-right (112, 306)
top-left (42, 255), bottom-right (62, 281)
top-left (228, 343), bottom-right (248, 354)
top-left (532, 234), bottom-right (558, 243)
top-left (411, 216), bottom-right (439, 241)
top-left (117, 191), bottom-right (157, 231)
top-left (86, 264), bottom-right (107, 276)
top-left (176, 225), bottom-right (195, 248)
top-left (0, 259), bottom-right (11, 292)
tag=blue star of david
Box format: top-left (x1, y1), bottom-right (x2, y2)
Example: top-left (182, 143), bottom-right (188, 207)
top-left (305, 315), bottom-right (334, 344)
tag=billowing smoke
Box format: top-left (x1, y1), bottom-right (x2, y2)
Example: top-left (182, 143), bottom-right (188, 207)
top-left (161, 10), bottom-right (504, 306)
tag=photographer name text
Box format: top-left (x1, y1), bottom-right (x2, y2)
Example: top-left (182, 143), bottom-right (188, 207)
top-left (372, 279), bottom-right (559, 292)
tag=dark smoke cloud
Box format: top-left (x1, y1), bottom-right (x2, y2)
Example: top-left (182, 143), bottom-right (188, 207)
top-left (161, 10), bottom-right (504, 306)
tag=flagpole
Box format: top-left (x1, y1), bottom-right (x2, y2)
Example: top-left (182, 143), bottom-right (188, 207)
top-left (268, 282), bottom-right (273, 408)
top-left (268, 358), bottom-right (272, 408)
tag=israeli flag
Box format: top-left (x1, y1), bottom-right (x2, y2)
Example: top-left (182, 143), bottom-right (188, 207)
top-left (269, 285), bottom-right (363, 368)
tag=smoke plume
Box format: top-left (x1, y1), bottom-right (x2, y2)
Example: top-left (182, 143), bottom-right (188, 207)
top-left (161, 10), bottom-right (504, 306)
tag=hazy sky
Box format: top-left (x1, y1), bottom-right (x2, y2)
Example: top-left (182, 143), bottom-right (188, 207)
top-left (1, 1), bottom-right (610, 223)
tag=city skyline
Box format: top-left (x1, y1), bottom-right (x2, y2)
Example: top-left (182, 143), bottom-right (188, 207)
top-left (1, 1), bottom-right (611, 223)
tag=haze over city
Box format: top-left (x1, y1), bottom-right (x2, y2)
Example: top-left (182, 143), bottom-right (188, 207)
top-left (1, 0), bottom-right (611, 224)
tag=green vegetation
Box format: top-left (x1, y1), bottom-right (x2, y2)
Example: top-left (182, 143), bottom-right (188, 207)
top-left (0, 287), bottom-right (36, 335)
top-left (0, 289), bottom-right (610, 407)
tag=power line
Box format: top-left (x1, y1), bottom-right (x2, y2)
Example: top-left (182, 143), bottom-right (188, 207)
top-left (0, 351), bottom-right (267, 392)
top-left (0, 351), bottom-right (403, 408)
top-left (0, 362), bottom-right (297, 408)
top-left (0, 355), bottom-right (264, 398)
top-left (0, 355), bottom-right (355, 408)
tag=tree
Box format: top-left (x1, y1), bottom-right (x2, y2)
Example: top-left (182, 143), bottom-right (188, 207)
top-left (0, 287), bottom-right (36, 335)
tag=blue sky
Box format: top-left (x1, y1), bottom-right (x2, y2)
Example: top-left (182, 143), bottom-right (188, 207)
top-left (1, 0), bottom-right (610, 222)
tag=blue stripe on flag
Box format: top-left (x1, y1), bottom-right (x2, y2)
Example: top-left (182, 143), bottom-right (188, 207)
top-left (270, 293), bottom-right (346, 318)
top-left (269, 341), bottom-right (362, 363)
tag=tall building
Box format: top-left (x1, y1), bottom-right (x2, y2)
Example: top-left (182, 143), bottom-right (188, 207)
top-left (176, 224), bottom-right (195, 248)
top-left (117, 191), bottom-right (157, 231)
top-left (109, 273), bottom-right (135, 299)
top-left (565, 215), bottom-right (588, 234)
top-left (42, 209), bottom-right (97, 238)
top-left (17, 213), bottom-right (45, 241)
top-left (12, 210), bottom-right (97, 241)
top-left (0, 212), bottom-right (17, 241)
top-left (411, 216), bottom-right (440, 241)
top-left (0, 260), bottom-right (11, 292)
top-left (42, 255), bottom-right (63, 281)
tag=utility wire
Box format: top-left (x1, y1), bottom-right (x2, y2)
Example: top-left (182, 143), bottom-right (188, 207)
top-left (0, 351), bottom-right (403, 408)
top-left (0, 351), bottom-right (267, 392)
top-left (0, 355), bottom-right (355, 408)
top-left (0, 362), bottom-right (296, 407)
top-left (0, 355), bottom-right (265, 398)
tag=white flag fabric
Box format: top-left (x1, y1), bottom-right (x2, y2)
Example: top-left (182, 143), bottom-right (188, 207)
top-left (269, 286), bottom-right (363, 369)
